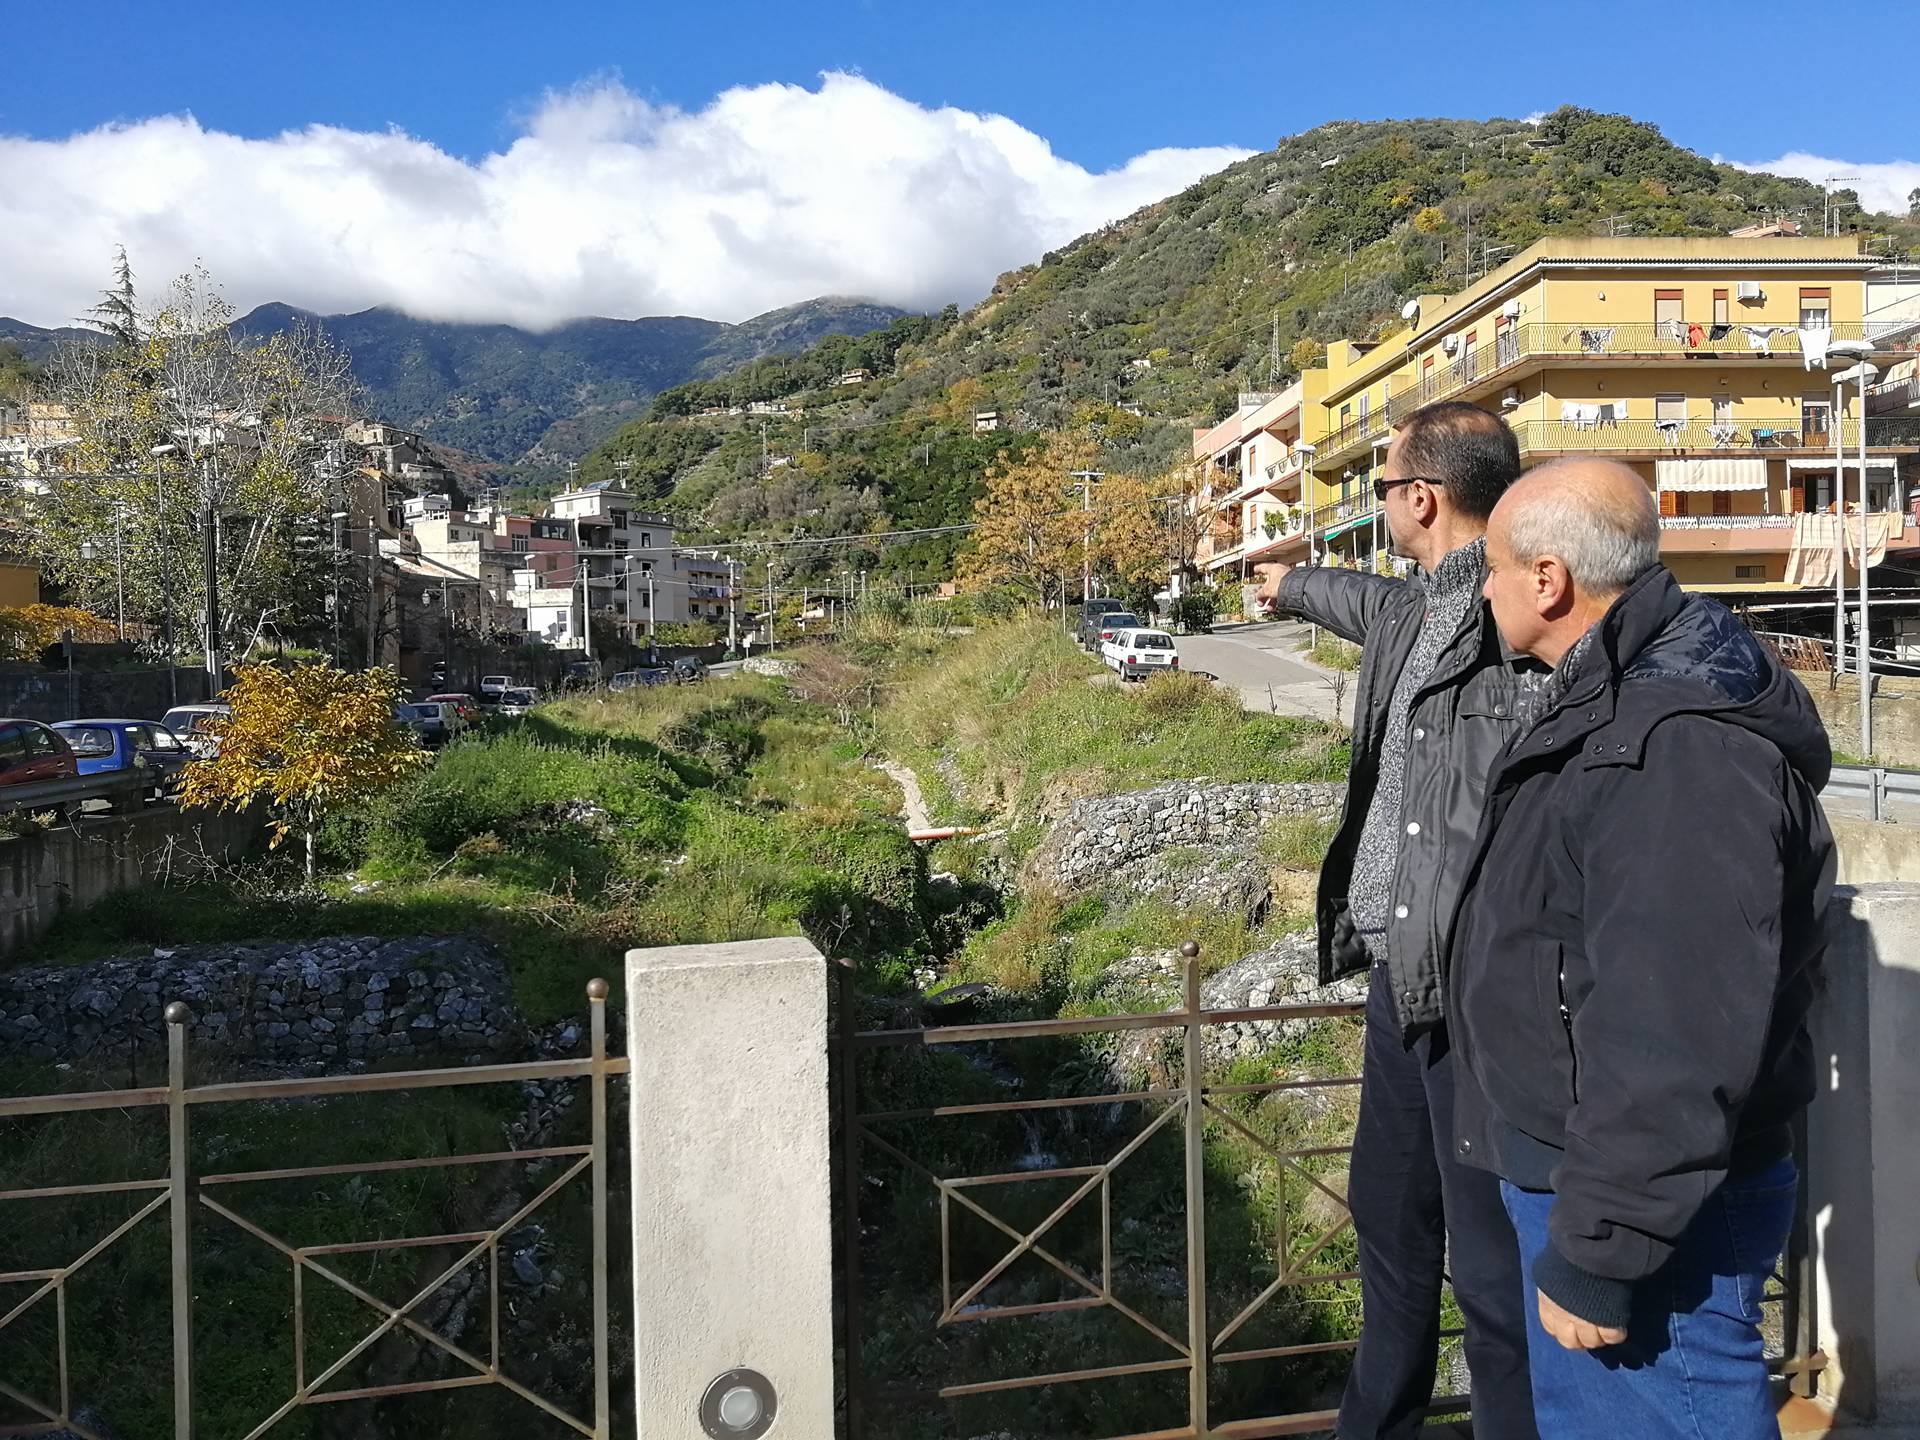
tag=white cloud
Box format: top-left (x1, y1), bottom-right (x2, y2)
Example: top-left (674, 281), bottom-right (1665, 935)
top-left (0, 73), bottom-right (1249, 330)
top-left (1733, 150), bottom-right (1920, 218)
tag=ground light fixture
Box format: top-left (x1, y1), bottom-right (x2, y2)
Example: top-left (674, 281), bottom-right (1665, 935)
top-left (700, 1368), bottom-right (777, 1437)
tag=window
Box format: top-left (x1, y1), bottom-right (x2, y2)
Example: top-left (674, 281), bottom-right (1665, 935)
top-left (26, 725), bottom-right (58, 755)
top-left (611, 509), bottom-right (629, 529)
top-left (1655, 394), bottom-right (1688, 424)
top-left (1339, 404), bottom-right (1352, 430)
top-left (639, 531), bottom-right (653, 548)
top-left (512, 536), bottom-right (529, 552)
top-left (1713, 290), bottom-right (1730, 326)
top-left (1735, 564), bottom-right (1766, 579)
top-left (1803, 396), bottom-right (1833, 439)
top-left (63, 726), bottom-right (115, 757)
top-left (1713, 395), bottom-right (1733, 425)
top-left (1357, 393), bottom-right (1370, 425)
top-left (1496, 315), bottom-right (1518, 367)
top-left (1654, 290), bottom-right (1684, 327)
top-left (1800, 288), bottom-right (1831, 328)
top-left (1713, 491), bottom-right (1733, 516)
top-left (147, 726), bottom-right (183, 752)
top-left (613, 539), bottom-right (629, 551)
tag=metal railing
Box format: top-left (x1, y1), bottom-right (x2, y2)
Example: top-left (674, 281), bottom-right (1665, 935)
top-left (0, 982), bottom-right (625, 1440)
top-left (1312, 321), bottom-right (1920, 465)
top-left (836, 949), bottom-right (1822, 1438)
top-left (0, 769), bottom-right (146, 819)
top-left (1508, 417), bottom-right (1894, 455)
top-left (1660, 514), bottom-right (1795, 530)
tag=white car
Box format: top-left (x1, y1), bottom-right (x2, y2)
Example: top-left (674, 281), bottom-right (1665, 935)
top-left (159, 703), bottom-right (233, 758)
top-left (1100, 627), bottom-right (1181, 681)
top-left (479, 674), bottom-right (519, 700)
top-left (497, 687), bottom-right (537, 717)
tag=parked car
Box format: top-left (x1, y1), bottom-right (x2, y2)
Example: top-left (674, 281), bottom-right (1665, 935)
top-left (425, 693), bottom-right (478, 727)
top-left (478, 674), bottom-right (520, 701)
top-left (1101, 627), bottom-right (1181, 681)
top-left (497, 688), bottom-right (538, 717)
top-left (1084, 611), bottom-right (1141, 654)
top-left (52, 719), bottom-right (192, 799)
top-left (610, 669), bottom-right (671, 692)
top-left (1075, 599), bottom-right (1130, 651)
top-left (564, 660), bottom-right (603, 689)
top-left (399, 701), bottom-right (459, 744)
top-left (670, 656), bottom-right (709, 684)
top-left (160, 704), bottom-right (233, 759)
top-left (0, 719), bottom-right (78, 788)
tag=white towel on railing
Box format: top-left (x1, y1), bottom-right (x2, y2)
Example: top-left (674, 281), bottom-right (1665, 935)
top-left (1743, 325), bottom-right (1781, 351)
top-left (1800, 326), bottom-right (1833, 371)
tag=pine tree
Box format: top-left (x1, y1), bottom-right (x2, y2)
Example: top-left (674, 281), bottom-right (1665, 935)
top-left (83, 247), bottom-right (141, 349)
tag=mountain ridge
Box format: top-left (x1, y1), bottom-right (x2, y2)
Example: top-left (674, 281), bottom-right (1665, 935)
top-left (0, 295), bottom-right (910, 466)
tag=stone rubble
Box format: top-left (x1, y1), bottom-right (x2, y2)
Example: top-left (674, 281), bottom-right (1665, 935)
top-left (0, 935), bottom-right (525, 1067)
top-left (1027, 779), bottom-right (1343, 896)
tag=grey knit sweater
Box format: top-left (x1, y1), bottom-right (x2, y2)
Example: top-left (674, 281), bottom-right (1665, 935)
top-left (1347, 538), bottom-right (1487, 939)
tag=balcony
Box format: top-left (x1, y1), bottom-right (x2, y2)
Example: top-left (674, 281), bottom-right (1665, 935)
top-left (1510, 416), bottom-right (1920, 457)
top-left (1313, 321), bottom-right (1920, 468)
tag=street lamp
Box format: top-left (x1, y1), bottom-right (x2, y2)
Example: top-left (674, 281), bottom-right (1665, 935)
top-left (1830, 344), bottom-right (1881, 759)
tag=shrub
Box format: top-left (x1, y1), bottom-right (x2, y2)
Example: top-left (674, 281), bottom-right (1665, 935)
top-left (1262, 812), bottom-right (1339, 871)
top-left (1170, 589), bottom-right (1217, 633)
top-left (1308, 633), bottom-right (1363, 671)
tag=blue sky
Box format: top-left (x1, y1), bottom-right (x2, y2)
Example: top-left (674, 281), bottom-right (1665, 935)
top-left (1, 0), bottom-right (1913, 328)
top-left (6, 0), bottom-right (1907, 170)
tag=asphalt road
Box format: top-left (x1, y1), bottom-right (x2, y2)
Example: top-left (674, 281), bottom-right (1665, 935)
top-left (1175, 621), bottom-right (1355, 724)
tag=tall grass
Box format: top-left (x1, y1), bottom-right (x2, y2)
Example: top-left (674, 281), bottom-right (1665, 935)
top-left (877, 618), bottom-right (1346, 824)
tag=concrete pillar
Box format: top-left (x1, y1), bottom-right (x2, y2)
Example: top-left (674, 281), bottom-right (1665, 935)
top-left (1809, 883), bottom-right (1920, 1424)
top-left (626, 936), bottom-right (833, 1438)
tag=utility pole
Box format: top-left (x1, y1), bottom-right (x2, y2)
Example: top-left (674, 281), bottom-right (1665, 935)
top-left (1269, 310), bottom-right (1281, 382)
top-left (1068, 469), bottom-right (1105, 606)
top-left (727, 557), bottom-right (738, 655)
top-left (647, 566), bottom-right (657, 660)
top-left (112, 503), bottom-right (126, 639)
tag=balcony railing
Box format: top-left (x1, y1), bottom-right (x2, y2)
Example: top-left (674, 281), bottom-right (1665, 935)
top-left (1312, 320), bottom-right (1920, 465)
top-left (1660, 514), bottom-right (1795, 530)
top-left (1507, 416), bottom-right (1914, 455)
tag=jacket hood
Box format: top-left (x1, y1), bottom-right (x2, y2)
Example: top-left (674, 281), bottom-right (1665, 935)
top-left (1593, 566), bottom-right (1833, 791)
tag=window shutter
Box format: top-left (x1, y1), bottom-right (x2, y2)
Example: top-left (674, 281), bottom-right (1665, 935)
top-left (1659, 488), bottom-right (1680, 517)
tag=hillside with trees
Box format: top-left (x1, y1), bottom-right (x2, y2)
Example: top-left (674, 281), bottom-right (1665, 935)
top-left (582, 107), bottom-right (1920, 585)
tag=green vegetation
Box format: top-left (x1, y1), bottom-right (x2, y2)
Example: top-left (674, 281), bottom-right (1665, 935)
top-left (878, 618), bottom-right (1346, 834)
top-left (1307, 632), bottom-right (1363, 671)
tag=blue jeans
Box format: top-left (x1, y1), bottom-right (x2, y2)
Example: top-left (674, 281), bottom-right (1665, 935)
top-left (1500, 1159), bottom-right (1796, 1440)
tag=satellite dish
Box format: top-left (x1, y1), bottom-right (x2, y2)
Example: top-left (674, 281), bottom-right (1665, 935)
top-left (1401, 299), bottom-right (1421, 321)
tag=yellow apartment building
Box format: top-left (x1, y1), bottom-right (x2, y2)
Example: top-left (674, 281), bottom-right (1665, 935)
top-left (1213, 236), bottom-right (1920, 603)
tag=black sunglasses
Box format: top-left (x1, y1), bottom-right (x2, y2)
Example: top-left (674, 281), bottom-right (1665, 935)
top-left (1372, 475), bottom-right (1447, 503)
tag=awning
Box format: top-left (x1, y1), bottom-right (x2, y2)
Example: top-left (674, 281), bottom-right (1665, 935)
top-left (1322, 513), bottom-right (1375, 541)
top-left (1655, 457), bottom-right (1768, 492)
top-left (1784, 457), bottom-right (1899, 473)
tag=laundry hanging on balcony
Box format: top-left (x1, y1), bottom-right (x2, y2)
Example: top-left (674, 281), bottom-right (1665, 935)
top-left (1785, 514), bottom-right (1840, 586)
top-left (1800, 326), bottom-right (1834, 370)
top-left (1742, 325), bottom-right (1785, 351)
top-left (1656, 457), bottom-right (1769, 491)
top-left (1566, 326), bottom-right (1616, 354)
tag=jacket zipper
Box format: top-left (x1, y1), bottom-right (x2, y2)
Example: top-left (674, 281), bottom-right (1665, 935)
top-left (1556, 958), bottom-right (1579, 1102)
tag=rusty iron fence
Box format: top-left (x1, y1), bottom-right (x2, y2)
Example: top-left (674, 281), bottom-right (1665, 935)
top-left (0, 980), bottom-right (625, 1440)
top-left (836, 947), bottom-right (1825, 1440)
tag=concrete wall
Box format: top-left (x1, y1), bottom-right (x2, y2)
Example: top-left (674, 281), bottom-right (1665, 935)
top-left (1832, 817), bottom-right (1920, 884)
top-left (1810, 681), bottom-right (1920, 768)
top-left (0, 803), bottom-right (264, 957)
top-left (1808, 883), bottom-right (1920, 1424)
top-left (0, 666), bottom-right (210, 724)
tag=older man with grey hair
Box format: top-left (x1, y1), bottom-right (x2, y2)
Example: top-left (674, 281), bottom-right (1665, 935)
top-left (1445, 457), bottom-right (1835, 1438)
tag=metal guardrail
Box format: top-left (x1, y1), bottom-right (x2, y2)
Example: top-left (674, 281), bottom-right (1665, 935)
top-left (0, 982), bottom-right (625, 1440)
top-left (1822, 762), bottom-right (1920, 822)
top-left (0, 769), bottom-right (147, 818)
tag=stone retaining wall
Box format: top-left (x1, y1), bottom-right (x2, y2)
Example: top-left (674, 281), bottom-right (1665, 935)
top-left (0, 935), bottom-right (524, 1067)
top-left (1028, 779), bottom-right (1345, 894)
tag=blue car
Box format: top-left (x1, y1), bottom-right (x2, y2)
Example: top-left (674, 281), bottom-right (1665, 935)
top-left (52, 719), bottom-right (193, 799)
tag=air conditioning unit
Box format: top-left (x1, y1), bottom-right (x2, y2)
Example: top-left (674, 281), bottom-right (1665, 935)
top-left (1502, 300), bottom-right (1523, 319)
top-left (1500, 387), bottom-right (1522, 409)
top-left (1442, 333), bottom-right (1461, 354)
top-left (1736, 281), bottom-right (1764, 302)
